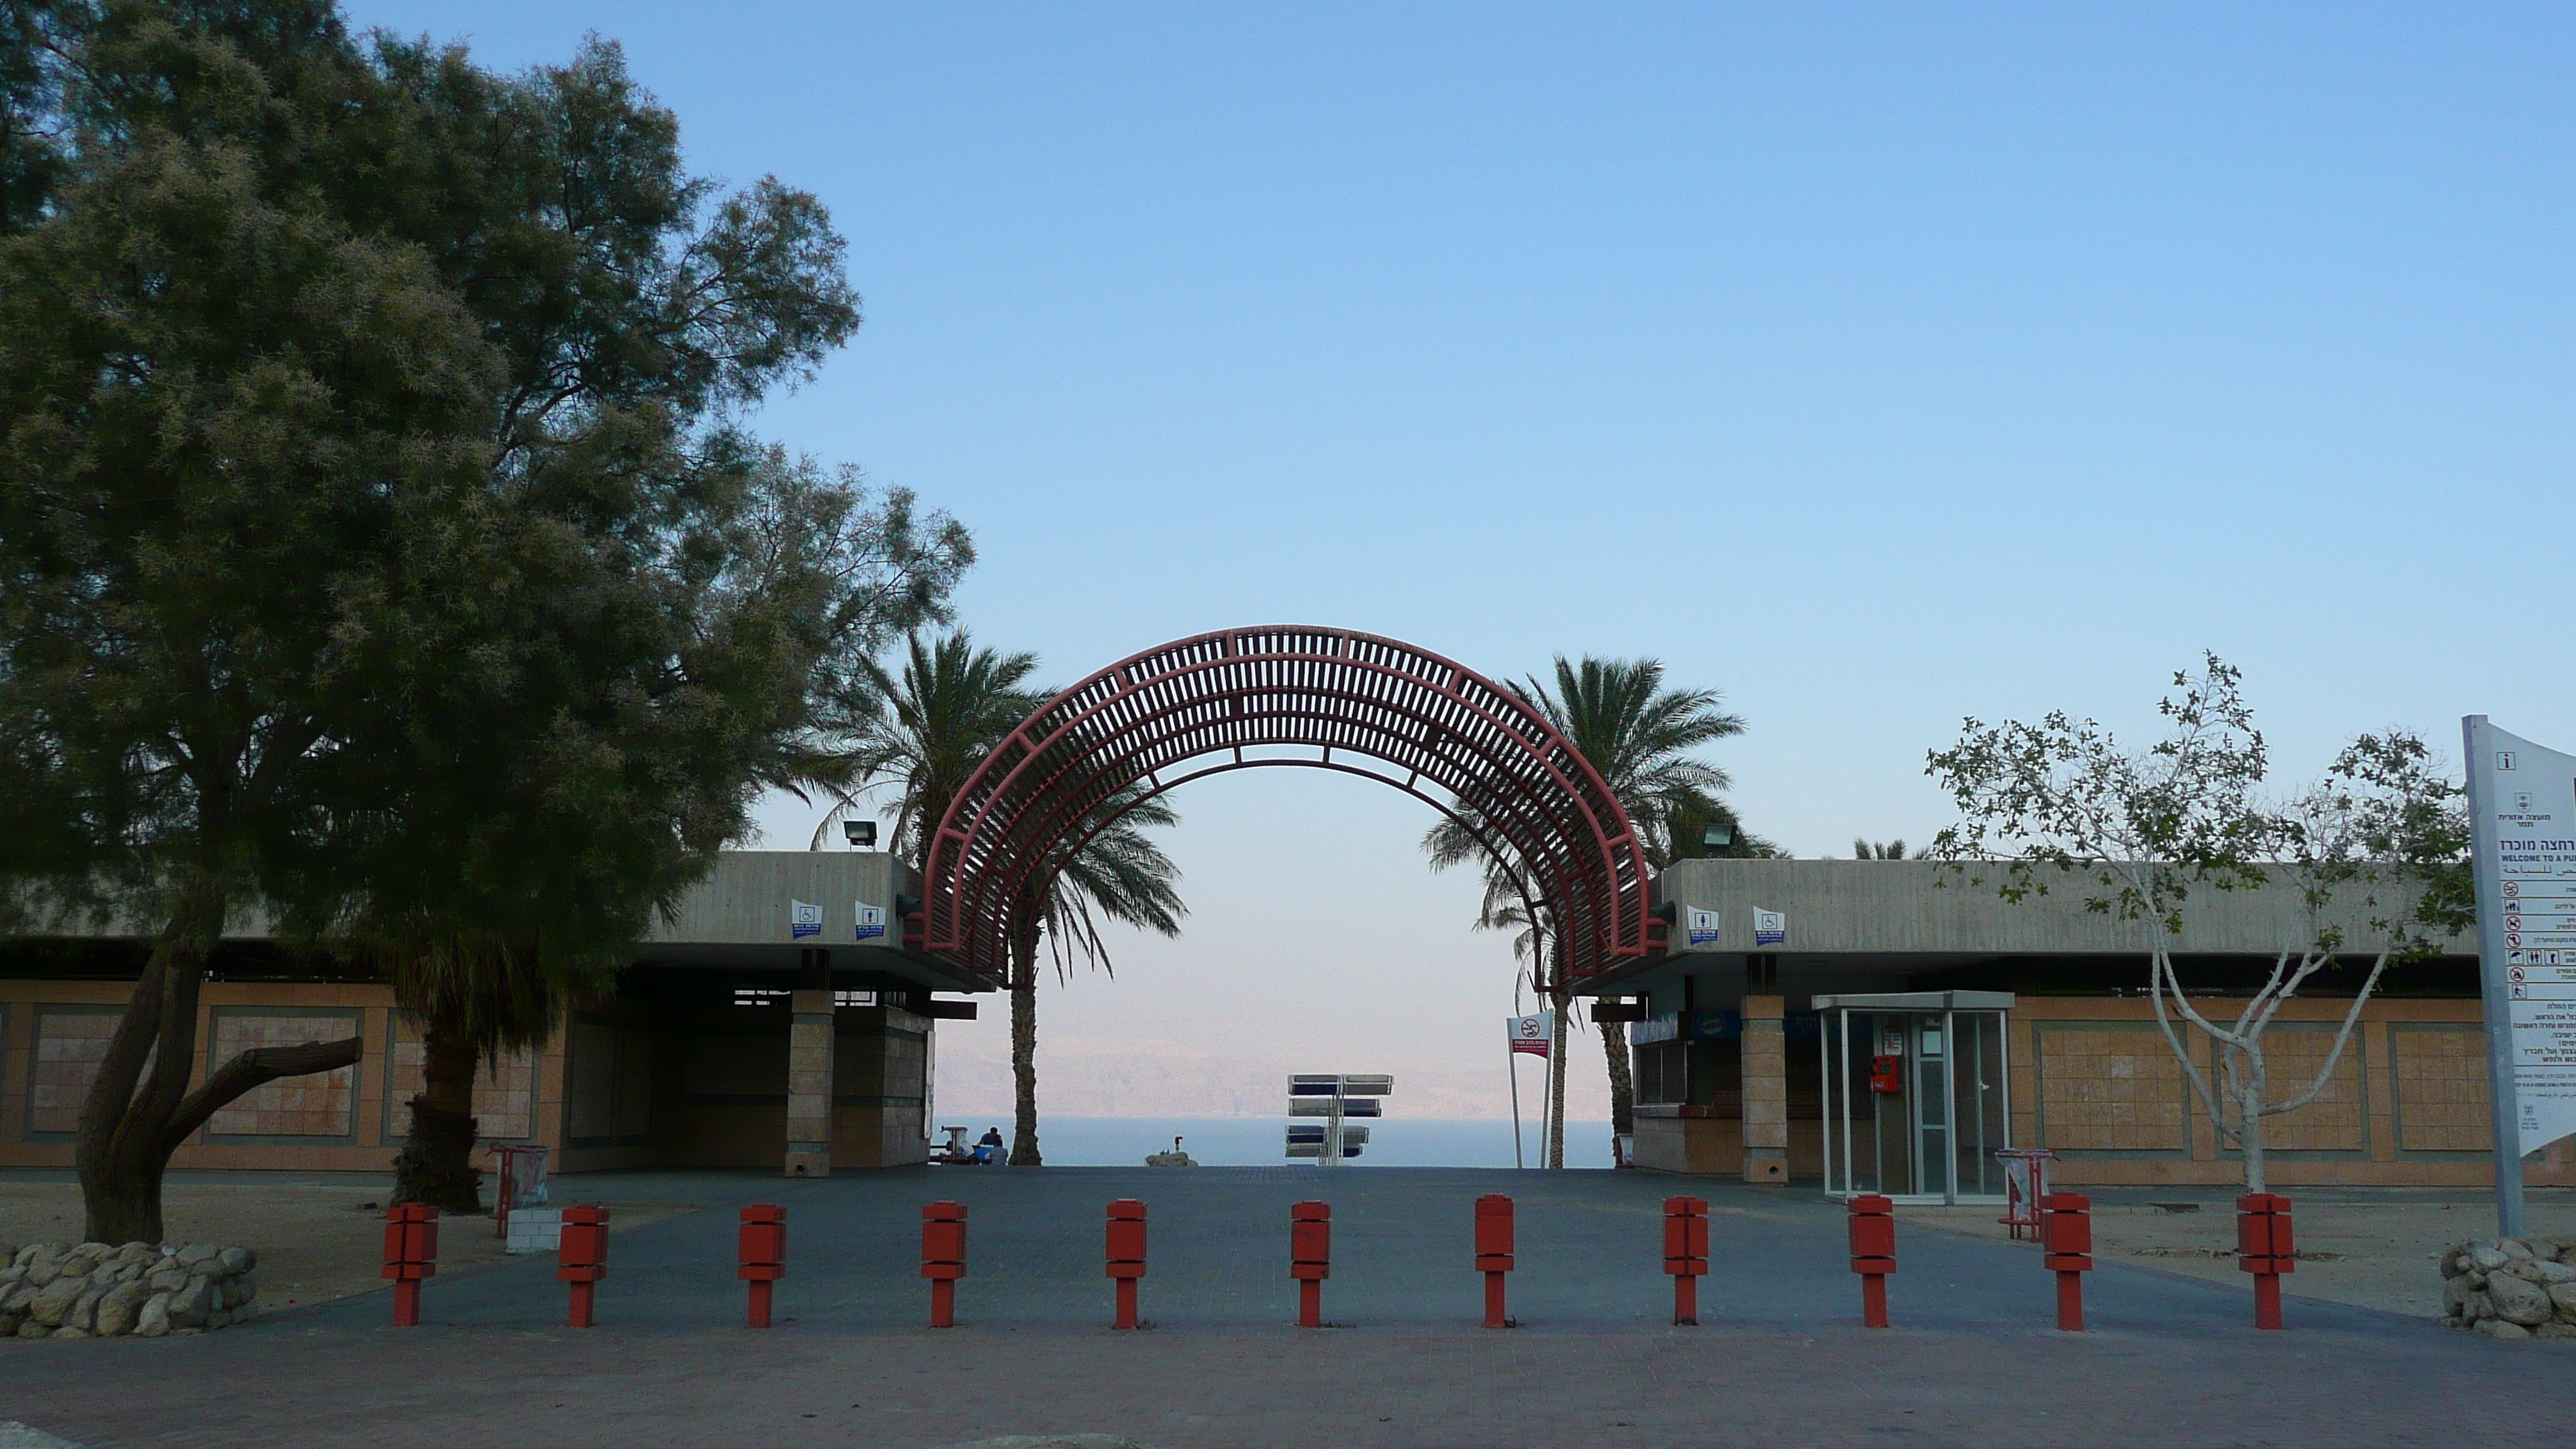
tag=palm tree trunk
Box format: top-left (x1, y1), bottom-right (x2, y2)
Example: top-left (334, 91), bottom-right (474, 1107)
top-left (1007, 913), bottom-right (1043, 1166)
top-left (393, 1023), bottom-right (484, 1212)
top-left (1598, 1002), bottom-right (1635, 1161)
top-left (1547, 982), bottom-right (1569, 1169)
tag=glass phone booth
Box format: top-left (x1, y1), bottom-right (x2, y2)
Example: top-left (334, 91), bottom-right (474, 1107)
top-left (1816, 991), bottom-right (2016, 1205)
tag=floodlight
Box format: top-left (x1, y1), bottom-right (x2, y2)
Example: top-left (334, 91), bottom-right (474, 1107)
top-left (1703, 822), bottom-right (1732, 849)
top-left (844, 819), bottom-right (878, 848)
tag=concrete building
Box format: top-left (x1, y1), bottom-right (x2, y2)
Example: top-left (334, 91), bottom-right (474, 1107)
top-left (1584, 858), bottom-right (2571, 1194)
top-left (6, 850), bottom-right (2561, 1194)
top-left (0, 851), bottom-right (988, 1177)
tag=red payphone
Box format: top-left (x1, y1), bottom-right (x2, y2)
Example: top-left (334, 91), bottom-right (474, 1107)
top-left (1869, 1055), bottom-right (1902, 1094)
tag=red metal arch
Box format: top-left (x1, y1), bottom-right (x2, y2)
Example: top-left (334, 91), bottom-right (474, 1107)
top-left (919, 626), bottom-right (1653, 988)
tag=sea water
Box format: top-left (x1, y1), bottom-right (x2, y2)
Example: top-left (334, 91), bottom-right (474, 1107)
top-left (955, 1116), bottom-right (1619, 1168)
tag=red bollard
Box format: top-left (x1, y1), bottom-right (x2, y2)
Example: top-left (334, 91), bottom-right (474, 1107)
top-left (1475, 1194), bottom-right (1515, 1328)
top-left (558, 1204), bottom-right (610, 1328)
top-left (1663, 1196), bottom-right (1708, 1326)
top-left (2040, 1191), bottom-right (2092, 1331)
top-left (1106, 1199), bottom-right (1147, 1330)
top-left (738, 1204), bottom-right (785, 1328)
top-left (1848, 1194), bottom-right (1895, 1328)
top-left (382, 1203), bottom-right (438, 1327)
top-left (1290, 1201), bottom-right (1331, 1328)
top-left (922, 1201), bottom-right (968, 1328)
top-left (2238, 1193), bottom-right (2294, 1330)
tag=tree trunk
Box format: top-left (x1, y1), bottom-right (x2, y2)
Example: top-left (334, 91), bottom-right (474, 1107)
top-left (392, 1023), bottom-right (484, 1213)
top-left (1547, 983), bottom-right (1569, 1169)
top-left (2239, 1085), bottom-right (2268, 1194)
top-left (1598, 1000), bottom-right (1635, 1160)
top-left (78, 879), bottom-right (361, 1242)
top-left (1007, 913), bottom-right (1043, 1166)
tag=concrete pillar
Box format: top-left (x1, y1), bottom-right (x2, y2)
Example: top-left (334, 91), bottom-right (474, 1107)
top-left (1740, 993), bottom-right (1787, 1184)
top-left (784, 988), bottom-right (834, 1177)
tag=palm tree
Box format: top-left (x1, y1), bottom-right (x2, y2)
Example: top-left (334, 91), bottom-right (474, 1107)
top-left (1424, 656), bottom-right (1752, 1166)
top-left (813, 630), bottom-right (1184, 1166)
top-left (1003, 783), bottom-right (1186, 1165)
top-left (806, 629), bottom-right (1043, 856)
top-left (1852, 838), bottom-right (1930, 860)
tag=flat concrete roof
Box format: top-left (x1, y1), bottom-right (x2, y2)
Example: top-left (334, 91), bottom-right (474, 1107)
top-left (3, 849), bottom-right (993, 994)
top-left (1576, 858), bottom-right (2467, 997)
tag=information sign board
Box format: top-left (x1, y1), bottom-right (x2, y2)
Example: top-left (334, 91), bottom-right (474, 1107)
top-left (2467, 718), bottom-right (2576, 1164)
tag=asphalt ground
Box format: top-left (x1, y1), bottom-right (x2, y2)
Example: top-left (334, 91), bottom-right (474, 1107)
top-left (3, 1166), bottom-right (2571, 1448)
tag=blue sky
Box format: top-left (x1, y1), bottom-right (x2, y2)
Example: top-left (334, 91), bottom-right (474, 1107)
top-left (341, 3), bottom-right (2576, 1122)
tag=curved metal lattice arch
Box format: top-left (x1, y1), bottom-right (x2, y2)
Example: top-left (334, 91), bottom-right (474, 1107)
top-left (918, 626), bottom-right (1653, 987)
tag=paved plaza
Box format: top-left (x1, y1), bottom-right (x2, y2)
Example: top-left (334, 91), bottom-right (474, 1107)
top-left (4, 1167), bottom-right (2571, 1447)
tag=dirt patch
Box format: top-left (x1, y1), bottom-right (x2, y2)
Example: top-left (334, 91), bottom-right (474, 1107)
top-left (1904, 1197), bottom-right (2576, 1320)
top-left (0, 1180), bottom-right (703, 1309)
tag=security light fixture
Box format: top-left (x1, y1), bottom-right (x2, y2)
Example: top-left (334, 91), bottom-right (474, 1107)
top-left (1703, 823), bottom-right (1732, 851)
top-left (844, 819), bottom-right (878, 848)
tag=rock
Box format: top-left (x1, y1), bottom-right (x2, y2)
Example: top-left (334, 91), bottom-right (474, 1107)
top-left (2443, 1276), bottom-right (2478, 1318)
top-left (2526, 1259), bottom-right (2576, 1285)
top-left (46, 1327), bottom-right (84, 1340)
top-left (2502, 1238), bottom-right (2537, 1262)
top-left (217, 1248), bottom-right (251, 1275)
top-left (2488, 1271), bottom-right (2554, 1327)
top-left (2470, 1243), bottom-right (2511, 1272)
top-left (112, 1244), bottom-right (156, 1267)
top-left (0, 1283), bottom-right (35, 1315)
top-left (2441, 1245), bottom-right (2472, 1279)
top-left (2537, 1322), bottom-right (2576, 1340)
top-left (2462, 1289), bottom-right (2493, 1324)
top-left (134, 1293), bottom-right (170, 1338)
top-left (26, 1276), bottom-right (84, 1328)
top-left (0, 1420), bottom-right (91, 1448)
top-left (2480, 1319), bottom-right (2533, 1341)
top-left (145, 1265), bottom-right (187, 1292)
top-left (2549, 1282), bottom-right (2576, 1316)
top-left (205, 1310), bottom-right (230, 1331)
top-left (164, 1279), bottom-right (212, 1329)
top-left (92, 1279), bottom-right (152, 1338)
top-left (173, 1244), bottom-right (218, 1270)
top-left (62, 1286), bottom-right (101, 1334)
top-left (15, 1322), bottom-right (47, 1339)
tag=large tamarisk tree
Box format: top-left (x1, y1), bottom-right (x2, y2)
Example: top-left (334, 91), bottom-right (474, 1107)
top-left (0, 0), bottom-right (505, 1244)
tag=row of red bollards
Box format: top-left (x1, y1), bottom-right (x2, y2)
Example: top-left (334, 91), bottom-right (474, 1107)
top-left (380, 1190), bottom-right (2298, 1331)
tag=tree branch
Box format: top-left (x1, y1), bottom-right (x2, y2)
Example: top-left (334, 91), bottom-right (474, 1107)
top-left (156, 1036), bottom-right (363, 1153)
top-left (2257, 948), bottom-right (2392, 1119)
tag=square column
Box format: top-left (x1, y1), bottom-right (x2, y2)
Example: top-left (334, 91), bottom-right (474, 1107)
top-left (785, 988), bottom-right (834, 1177)
top-left (1740, 993), bottom-right (1787, 1184)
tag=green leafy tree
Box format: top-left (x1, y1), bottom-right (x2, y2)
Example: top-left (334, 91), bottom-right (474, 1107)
top-left (1425, 656), bottom-right (1752, 1166)
top-left (0, 2), bottom-right (506, 1243)
top-left (1, 4), bottom-right (971, 1232)
top-left (1927, 656), bottom-right (2470, 1191)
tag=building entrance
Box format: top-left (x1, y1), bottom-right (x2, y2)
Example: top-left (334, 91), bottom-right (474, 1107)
top-left (1817, 992), bottom-right (2016, 1204)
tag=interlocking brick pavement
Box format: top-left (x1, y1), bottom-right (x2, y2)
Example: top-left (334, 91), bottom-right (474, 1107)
top-left (3, 1167), bottom-right (2567, 1447)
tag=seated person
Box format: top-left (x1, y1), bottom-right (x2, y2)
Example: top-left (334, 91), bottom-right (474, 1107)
top-left (974, 1127), bottom-right (1005, 1163)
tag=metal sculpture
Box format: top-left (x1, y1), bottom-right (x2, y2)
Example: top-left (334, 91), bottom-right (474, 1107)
top-left (917, 625), bottom-right (1653, 988)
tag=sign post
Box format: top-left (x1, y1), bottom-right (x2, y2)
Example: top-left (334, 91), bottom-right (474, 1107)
top-left (1506, 1014), bottom-right (1550, 1170)
top-left (1286, 1074), bottom-right (1392, 1164)
top-left (2463, 716), bottom-right (2576, 1239)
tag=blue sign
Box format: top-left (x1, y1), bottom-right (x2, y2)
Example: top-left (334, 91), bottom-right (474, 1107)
top-left (790, 899), bottom-right (821, 939)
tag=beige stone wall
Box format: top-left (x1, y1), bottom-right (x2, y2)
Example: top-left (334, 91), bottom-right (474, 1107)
top-left (2007, 996), bottom-right (2576, 1189)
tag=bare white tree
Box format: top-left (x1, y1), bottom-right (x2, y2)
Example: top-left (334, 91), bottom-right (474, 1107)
top-left (1927, 657), bottom-right (2470, 1192)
